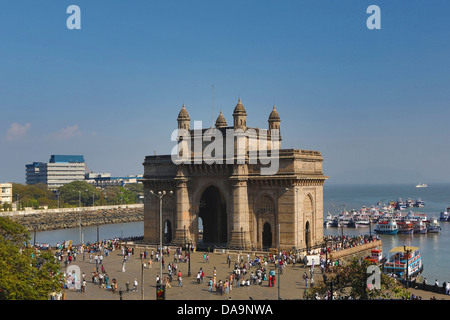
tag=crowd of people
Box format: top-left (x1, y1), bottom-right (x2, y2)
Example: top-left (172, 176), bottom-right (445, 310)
top-left (40, 233), bottom-right (449, 301)
top-left (321, 234), bottom-right (380, 254)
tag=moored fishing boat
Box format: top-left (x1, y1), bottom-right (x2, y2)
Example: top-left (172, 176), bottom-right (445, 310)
top-left (383, 246), bottom-right (423, 281)
top-left (323, 213), bottom-right (334, 228)
top-left (414, 198), bottom-right (425, 207)
top-left (427, 217), bottom-right (441, 233)
top-left (440, 208), bottom-right (450, 221)
top-left (397, 220), bottom-right (414, 234)
top-left (413, 220), bottom-right (427, 234)
top-left (355, 215), bottom-right (370, 227)
top-left (374, 219), bottom-right (398, 235)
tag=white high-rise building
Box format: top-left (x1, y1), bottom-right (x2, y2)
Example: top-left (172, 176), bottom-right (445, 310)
top-left (26, 155), bottom-right (87, 189)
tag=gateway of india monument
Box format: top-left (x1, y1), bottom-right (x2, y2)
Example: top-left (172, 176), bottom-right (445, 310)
top-left (142, 98), bottom-right (328, 251)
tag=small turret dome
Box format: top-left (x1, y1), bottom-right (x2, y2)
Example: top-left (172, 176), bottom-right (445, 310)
top-left (215, 110), bottom-right (227, 128)
top-left (269, 105), bottom-right (280, 121)
top-left (177, 104), bottom-right (190, 120)
top-left (233, 98), bottom-right (246, 115)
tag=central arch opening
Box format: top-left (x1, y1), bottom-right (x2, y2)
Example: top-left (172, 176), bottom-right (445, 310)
top-left (262, 222), bottom-right (272, 248)
top-left (199, 185), bottom-right (227, 246)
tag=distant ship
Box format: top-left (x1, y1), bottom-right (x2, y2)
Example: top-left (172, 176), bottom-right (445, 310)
top-left (416, 183), bottom-right (427, 188)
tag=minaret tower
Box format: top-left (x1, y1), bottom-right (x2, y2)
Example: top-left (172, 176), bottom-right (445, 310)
top-left (177, 104), bottom-right (190, 130)
top-left (268, 105), bottom-right (281, 131)
top-left (232, 98), bottom-right (247, 130)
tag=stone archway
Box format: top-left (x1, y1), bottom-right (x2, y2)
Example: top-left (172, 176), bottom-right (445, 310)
top-left (305, 221), bottom-right (311, 249)
top-left (262, 222), bottom-right (272, 248)
top-left (164, 220), bottom-right (172, 243)
top-left (198, 185), bottom-right (227, 246)
top-left (303, 194), bottom-right (314, 249)
top-left (255, 194), bottom-right (276, 249)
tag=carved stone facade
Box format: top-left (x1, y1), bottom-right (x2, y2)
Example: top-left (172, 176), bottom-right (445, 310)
top-left (142, 99), bottom-right (328, 250)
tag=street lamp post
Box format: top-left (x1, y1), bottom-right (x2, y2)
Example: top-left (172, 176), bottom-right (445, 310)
top-left (149, 190), bottom-right (173, 288)
top-left (277, 223), bottom-right (281, 300)
top-left (78, 190), bottom-right (81, 243)
top-left (188, 239), bottom-right (192, 277)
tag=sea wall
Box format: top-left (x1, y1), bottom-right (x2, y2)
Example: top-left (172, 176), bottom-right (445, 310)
top-left (2, 204), bottom-right (144, 232)
top-left (329, 239), bottom-right (383, 262)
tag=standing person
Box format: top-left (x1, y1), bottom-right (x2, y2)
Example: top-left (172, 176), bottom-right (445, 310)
top-left (208, 278), bottom-right (214, 292)
top-left (122, 256), bottom-right (127, 272)
top-left (178, 271), bottom-right (183, 287)
top-left (133, 278), bottom-right (138, 291)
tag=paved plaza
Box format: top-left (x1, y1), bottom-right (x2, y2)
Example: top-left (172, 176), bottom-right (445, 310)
top-left (60, 245), bottom-right (450, 301)
top-left (61, 247), bottom-right (313, 301)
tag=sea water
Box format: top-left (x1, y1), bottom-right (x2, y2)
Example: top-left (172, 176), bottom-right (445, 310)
top-left (324, 183), bottom-right (450, 283)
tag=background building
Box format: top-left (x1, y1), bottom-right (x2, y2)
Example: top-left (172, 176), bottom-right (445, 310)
top-left (0, 183), bottom-right (13, 206)
top-left (85, 173), bottom-right (143, 188)
top-left (26, 155), bottom-right (87, 189)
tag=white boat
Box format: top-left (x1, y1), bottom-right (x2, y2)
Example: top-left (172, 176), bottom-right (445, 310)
top-left (406, 198), bottom-right (415, 208)
top-left (396, 198), bottom-right (407, 211)
top-left (397, 220), bottom-right (414, 234)
top-left (440, 208), bottom-right (450, 221)
top-left (323, 213), bottom-right (334, 228)
top-left (413, 220), bottom-right (427, 234)
top-left (383, 246), bottom-right (423, 281)
top-left (339, 215), bottom-right (356, 227)
top-left (414, 198), bottom-right (425, 207)
top-left (427, 217), bottom-right (441, 233)
top-left (374, 219), bottom-right (398, 235)
top-left (416, 183), bottom-right (427, 188)
top-left (355, 215), bottom-right (371, 227)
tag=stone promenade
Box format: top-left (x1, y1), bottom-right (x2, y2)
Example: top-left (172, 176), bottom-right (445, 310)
top-left (62, 248), bottom-right (311, 301)
top-left (61, 246), bottom-right (450, 301)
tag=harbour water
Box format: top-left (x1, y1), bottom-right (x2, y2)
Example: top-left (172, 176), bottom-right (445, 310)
top-left (33, 183), bottom-right (450, 283)
top-left (323, 183), bottom-right (450, 283)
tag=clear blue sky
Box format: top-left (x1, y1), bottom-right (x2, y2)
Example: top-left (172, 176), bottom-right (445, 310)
top-left (1, 0), bottom-right (449, 184)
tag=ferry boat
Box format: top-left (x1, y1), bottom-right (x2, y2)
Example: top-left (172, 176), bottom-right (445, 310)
top-left (396, 198), bottom-right (407, 211)
top-left (440, 208), bottom-right (450, 222)
top-left (413, 220), bottom-right (427, 234)
top-left (365, 249), bottom-right (385, 265)
top-left (339, 214), bottom-right (355, 227)
top-left (405, 211), bottom-right (428, 222)
top-left (397, 220), bottom-right (414, 234)
top-left (323, 213), bottom-right (334, 228)
top-left (416, 183), bottom-right (427, 188)
top-left (355, 215), bottom-right (371, 227)
top-left (374, 219), bottom-right (398, 235)
top-left (383, 246), bottom-right (423, 281)
top-left (414, 198), bottom-right (425, 207)
top-left (406, 198), bottom-right (415, 208)
top-left (427, 217), bottom-right (441, 233)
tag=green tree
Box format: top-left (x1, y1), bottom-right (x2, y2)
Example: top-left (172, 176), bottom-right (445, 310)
top-left (0, 217), bottom-right (62, 300)
top-left (305, 257), bottom-right (410, 300)
top-left (12, 183), bottom-right (56, 209)
top-left (58, 181), bottom-right (101, 207)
